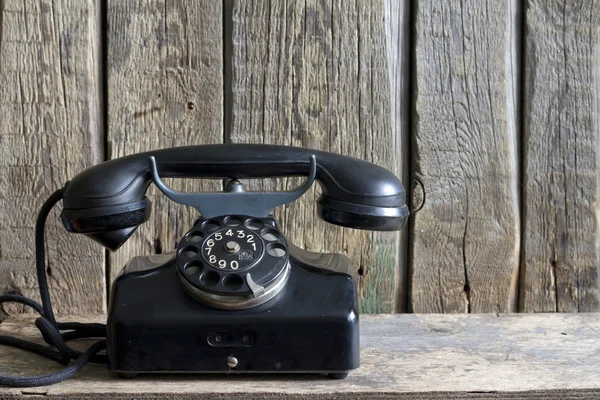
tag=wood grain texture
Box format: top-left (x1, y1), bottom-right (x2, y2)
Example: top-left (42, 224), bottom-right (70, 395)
top-left (0, 0), bottom-right (105, 316)
top-left (226, 0), bottom-right (408, 313)
top-left (520, 0), bottom-right (600, 312)
top-left (411, 0), bottom-right (520, 313)
top-left (106, 0), bottom-right (223, 283)
top-left (2, 313), bottom-right (600, 398)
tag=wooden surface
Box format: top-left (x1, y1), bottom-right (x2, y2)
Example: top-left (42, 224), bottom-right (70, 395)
top-left (106, 0), bottom-right (223, 283)
top-left (520, 0), bottom-right (600, 312)
top-left (0, 0), bottom-right (105, 315)
top-left (225, 0), bottom-right (409, 313)
top-left (410, 0), bottom-right (520, 313)
top-left (2, 313), bottom-right (600, 398)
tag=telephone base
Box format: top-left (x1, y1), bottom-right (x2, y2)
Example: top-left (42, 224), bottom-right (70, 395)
top-left (107, 254), bottom-right (359, 378)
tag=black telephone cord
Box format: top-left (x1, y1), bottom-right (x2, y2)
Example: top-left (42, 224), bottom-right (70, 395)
top-left (0, 188), bottom-right (107, 387)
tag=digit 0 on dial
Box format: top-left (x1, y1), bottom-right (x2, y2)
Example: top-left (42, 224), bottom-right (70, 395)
top-left (202, 227), bottom-right (263, 271)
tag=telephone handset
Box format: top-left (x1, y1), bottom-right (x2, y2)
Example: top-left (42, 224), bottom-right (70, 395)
top-left (0, 144), bottom-right (408, 386)
top-left (61, 144), bottom-right (408, 250)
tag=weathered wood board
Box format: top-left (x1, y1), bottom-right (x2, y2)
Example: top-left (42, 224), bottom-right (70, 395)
top-left (410, 0), bottom-right (520, 313)
top-left (106, 0), bottom-right (223, 283)
top-left (0, 0), bottom-right (105, 316)
top-left (225, 0), bottom-right (409, 313)
top-left (520, 0), bottom-right (600, 312)
top-left (2, 313), bottom-right (600, 398)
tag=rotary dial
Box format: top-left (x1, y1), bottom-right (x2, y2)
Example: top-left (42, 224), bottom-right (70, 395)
top-left (176, 215), bottom-right (290, 310)
top-left (202, 228), bottom-right (264, 271)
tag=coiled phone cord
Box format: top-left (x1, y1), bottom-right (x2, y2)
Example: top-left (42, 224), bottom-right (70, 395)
top-left (0, 188), bottom-right (107, 387)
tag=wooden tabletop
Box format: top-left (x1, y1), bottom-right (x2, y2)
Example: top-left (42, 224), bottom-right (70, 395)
top-left (1, 313), bottom-right (599, 399)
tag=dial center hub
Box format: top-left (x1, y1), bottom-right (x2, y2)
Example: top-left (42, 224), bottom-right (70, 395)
top-left (225, 241), bottom-right (240, 253)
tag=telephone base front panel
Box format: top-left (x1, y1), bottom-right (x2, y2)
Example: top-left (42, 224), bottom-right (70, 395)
top-left (107, 254), bottom-right (359, 378)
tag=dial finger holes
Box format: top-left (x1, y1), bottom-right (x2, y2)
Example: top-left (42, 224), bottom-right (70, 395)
top-left (202, 220), bottom-right (220, 232)
top-left (179, 246), bottom-right (198, 260)
top-left (260, 228), bottom-right (280, 242)
top-left (184, 260), bottom-right (203, 275)
top-left (200, 270), bottom-right (220, 287)
top-left (245, 218), bottom-right (264, 230)
top-left (223, 274), bottom-right (244, 291)
top-left (224, 216), bottom-right (244, 227)
top-left (266, 243), bottom-right (286, 258)
top-left (185, 232), bottom-right (204, 244)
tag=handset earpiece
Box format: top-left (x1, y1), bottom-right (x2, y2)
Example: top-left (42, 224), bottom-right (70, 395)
top-left (316, 195), bottom-right (409, 231)
top-left (60, 198), bottom-right (151, 251)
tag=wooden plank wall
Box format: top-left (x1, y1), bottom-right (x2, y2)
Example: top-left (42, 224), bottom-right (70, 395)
top-left (0, 0), bottom-right (599, 315)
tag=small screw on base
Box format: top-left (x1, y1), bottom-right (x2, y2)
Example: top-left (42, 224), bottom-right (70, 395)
top-left (227, 355), bottom-right (238, 369)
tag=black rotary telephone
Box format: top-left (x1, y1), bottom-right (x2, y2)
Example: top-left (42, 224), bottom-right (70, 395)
top-left (0, 144), bottom-right (408, 386)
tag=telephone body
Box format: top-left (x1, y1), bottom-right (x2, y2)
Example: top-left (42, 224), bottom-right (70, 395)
top-left (55, 144), bottom-right (408, 379)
